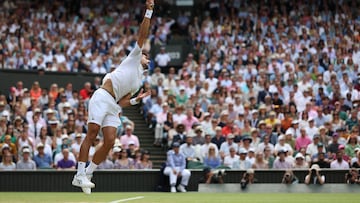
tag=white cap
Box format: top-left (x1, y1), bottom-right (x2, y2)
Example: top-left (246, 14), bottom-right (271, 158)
top-left (1, 143), bottom-right (9, 150)
top-left (295, 153), bottom-right (304, 159)
top-left (22, 148), bottom-right (31, 153)
top-left (113, 147), bottom-right (121, 153)
top-left (63, 102), bottom-right (71, 108)
top-left (36, 143), bottom-right (44, 148)
top-left (61, 134), bottom-right (69, 140)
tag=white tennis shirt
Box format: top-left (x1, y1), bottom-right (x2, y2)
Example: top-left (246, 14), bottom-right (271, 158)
top-left (103, 43), bottom-right (144, 102)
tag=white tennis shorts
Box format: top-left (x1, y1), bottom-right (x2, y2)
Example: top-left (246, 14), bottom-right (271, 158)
top-left (87, 88), bottom-right (121, 128)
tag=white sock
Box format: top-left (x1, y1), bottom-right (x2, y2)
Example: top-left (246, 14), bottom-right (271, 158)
top-left (77, 162), bottom-right (86, 175)
top-left (85, 161), bottom-right (98, 174)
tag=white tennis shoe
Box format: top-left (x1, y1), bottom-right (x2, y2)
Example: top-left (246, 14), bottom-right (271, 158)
top-left (72, 174), bottom-right (95, 189)
top-left (81, 174), bottom-right (93, 195)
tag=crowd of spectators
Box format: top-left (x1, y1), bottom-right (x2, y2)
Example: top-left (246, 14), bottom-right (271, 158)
top-left (0, 78), bottom-right (153, 170)
top-left (142, 0), bottom-right (360, 171)
top-left (1, 0), bottom-right (360, 174)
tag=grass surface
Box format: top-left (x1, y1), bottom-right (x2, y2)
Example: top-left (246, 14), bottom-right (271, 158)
top-left (0, 192), bottom-right (358, 203)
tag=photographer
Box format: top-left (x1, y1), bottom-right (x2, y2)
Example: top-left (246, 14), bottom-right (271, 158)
top-left (200, 167), bottom-right (225, 184)
top-left (282, 170), bottom-right (299, 184)
top-left (240, 169), bottom-right (256, 189)
top-left (345, 168), bottom-right (360, 184)
top-left (305, 164), bottom-right (325, 185)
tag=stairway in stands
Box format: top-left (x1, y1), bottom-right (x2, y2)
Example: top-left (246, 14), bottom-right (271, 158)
top-left (122, 105), bottom-right (166, 169)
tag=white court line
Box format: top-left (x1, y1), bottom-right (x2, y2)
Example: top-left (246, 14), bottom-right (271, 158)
top-left (108, 196), bottom-right (144, 203)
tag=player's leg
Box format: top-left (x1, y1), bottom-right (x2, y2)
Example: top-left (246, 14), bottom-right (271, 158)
top-left (79, 126), bottom-right (116, 194)
top-left (86, 126), bottom-right (116, 173)
top-left (72, 122), bottom-right (100, 188)
top-left (73, 89), bottom-right (106, 190)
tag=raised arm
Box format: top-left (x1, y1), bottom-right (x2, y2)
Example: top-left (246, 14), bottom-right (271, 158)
top-left (137, 0), bottom-right (155, 48)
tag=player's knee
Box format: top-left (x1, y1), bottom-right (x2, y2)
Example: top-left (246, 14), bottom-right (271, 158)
top-left (103, 139), bottom-right (115, 149)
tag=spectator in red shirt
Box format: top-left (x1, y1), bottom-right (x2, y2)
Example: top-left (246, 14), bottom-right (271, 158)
top-left (79, 82), bottom-right (93, 100)
top-left (221, 119), bottom-right (234, 137)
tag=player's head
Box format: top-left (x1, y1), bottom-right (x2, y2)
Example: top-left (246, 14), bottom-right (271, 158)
top-left (141, 52), bottom-right (150, 70)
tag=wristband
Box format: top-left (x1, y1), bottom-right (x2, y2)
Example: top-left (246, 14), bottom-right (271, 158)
top-left (130, 98), bottom-right (139, 105)
top-left (145, 9), bottom-right (153, 19)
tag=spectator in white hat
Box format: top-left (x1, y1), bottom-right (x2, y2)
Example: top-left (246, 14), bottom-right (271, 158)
top-left (293, 153), bottom-right (309, 169)
top-left (232, 148), bottom-right (252, 170)
top-left (16, 147), bottom-right (36, 170)
top-left (120, 125), bottom-right (140, 150)
top-left (275, 135), bottom-right (294, 156)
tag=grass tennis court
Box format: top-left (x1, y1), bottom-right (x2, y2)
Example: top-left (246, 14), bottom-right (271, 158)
top-left (0, 192), bottom-right (358, 203)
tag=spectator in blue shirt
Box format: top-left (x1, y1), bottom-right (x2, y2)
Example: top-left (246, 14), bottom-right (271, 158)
top-left (33, 143), bottom-right (53, 169)
top-left (203, 146), bottom-right (221, 169)
top-left (163, 142), bottom-right (191, 193)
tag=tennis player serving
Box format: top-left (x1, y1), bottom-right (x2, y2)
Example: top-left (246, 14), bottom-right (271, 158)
top-left (72, 0), bottom-right (155, 194)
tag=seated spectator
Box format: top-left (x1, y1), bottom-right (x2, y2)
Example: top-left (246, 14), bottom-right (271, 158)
top-left (252, 151), bottom-right (269, 169)
top-left (33, 143), bottom-right (52, 169)
top-left (257, 134), bottom-right (275, 155)
top-left (352, 151), bottom-right (360, 168)
top-left (263, 146), bottom-right (275, 169)
top-left (211, 126), bottom-right (226, 150)
top-left (172, 105), bottom-right (186, 126)
top-left (120, 125), bottom-right (140, 150)
top-left (295, 127), bottom-right (312, 151)
top-left (305, 164), bottom-right (325, 185)
top-left (246, 148), bottom-right (256, 165)
top-left (203, 146), bottom-right (221, 169)
top-left (345, 135), bottom-right (360, 158)
top-left (71, 133), bottom-right (83, 160)
top-left (223, 147), bottom-right (239, 169)
top-left (16, 147), bottom-right (36, 170)
top-left (135, 150), bottom-right (153, 169)
top-left (293, 153), bottom-right (309, 169)
top-left (306, 134), bottom-right (325, 157)
top-left (0, 152), bottom-right (16, 170)
top-left (274, 135), bottom-right (294, 156)
top-left (332, 145), bottom-right (350, 162)
top-left (163, 142), bottom-right (191, 193)
top-left (1, 124), bottom-right (17, 144)
top-left (98, 147), bottom-right (120, 169)
top-left (57, 148), bottom-right (76, 170)
top-left (35, 127), bottom-right (52, 147)
top-left (311, 143), bottom-right (328, 162)
top-left (171, 124), bottom-right (187, 146)
top-left (0, 137), bottom-right (17, 161)
top-left (273, 148), bottom-right (293, 169)
top-left (232, 148), bottom-right (252, 170)
top-left (54, 144), bottom-right (76, 168)
top-left (192, 126), bottom-right (205, 146)
top-left (331, 151), bottom-right (350, 169)
top-left (179, 136), bottom-right (197, 163)
top-left (181, 108), bottom-right (199, 134)
top-left (126, 142), bottom-right (138, 159)
top-left (114, 148), bottom-right (135, 169)
top-left (312, 152), bottom-right (331, 169)
top-left (200, 134), bottom-right (219, 161)
top-left (219, 134), bottom-right (238, 160)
